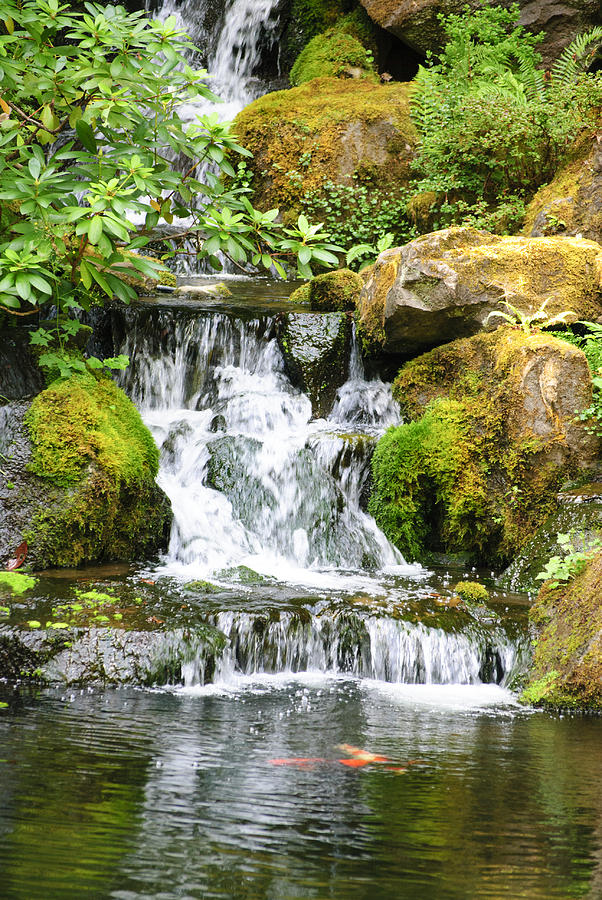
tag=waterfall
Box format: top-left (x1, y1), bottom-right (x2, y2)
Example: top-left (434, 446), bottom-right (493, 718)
top-left (149, 0), bottom-right (283, 122)
top-left (117, 303), bottom-right (528, 690)
top-left (119, 309), bottom-right (410, 587)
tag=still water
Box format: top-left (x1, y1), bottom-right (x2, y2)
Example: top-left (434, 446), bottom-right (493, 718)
top-left (1, 678), bottom-right (601, 900)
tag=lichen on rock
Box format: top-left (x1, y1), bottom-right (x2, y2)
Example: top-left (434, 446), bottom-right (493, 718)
top-left (357, 226), bottom-right (602, 354)
top-left (369, 328), bottom-right (600, 564)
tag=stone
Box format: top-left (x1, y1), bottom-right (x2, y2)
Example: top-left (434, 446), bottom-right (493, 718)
top-left (524, 131), bottom-right (602, 246)
top-left (0, 377), bottom-right (172, 570)
top-left (522, 548), bottom-right (602, 710)
top-left (369, 327), bottom-right (600, 563)
top-left (359, 0), bottom-right (600, 67)
top-left (499, 482), bottom-right (602, 592)
top-left (357, 226), bottom-right (602, 354)
top-left (289, 268), bottom-right (363, 311)
top-left (276, 311), bottom-right (351, 417)
top-left (234, 77), bottom-right (415, 217)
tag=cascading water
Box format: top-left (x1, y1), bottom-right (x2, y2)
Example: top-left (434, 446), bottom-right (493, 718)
top-left (149, 0), bottom-right (283, 122)
top-left (117, 303), bottom-right (528, 689)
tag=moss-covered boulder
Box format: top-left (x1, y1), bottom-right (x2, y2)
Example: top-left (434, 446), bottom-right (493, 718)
top-left (290, 28), bottom-right (377, 85)
top-left (522, 548), bottom-right (602, 710)
top-left (0, 375), bottom-right (171, 569)
top-left (524, 130), bottom-right (602, 245)
top-left (369, 328), bottom-right (600, 564)
top-left (234, 77), bottom-right (415, 217)
top-left (358, 226), bottom-right (602, 354)
top-left (289, 268), bottom-right (363, 311)
top-left (359, 0), bottom-right (600, 66)
top-left (276, 311), bottom-right (351, 417)
top-left (499, 483), bottom-right (602, 593)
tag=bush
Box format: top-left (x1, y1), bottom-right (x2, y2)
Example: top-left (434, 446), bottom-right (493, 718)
top-left (0, 1), bottom-right (342, 375)
top-left (410, 4), bottom-right (602, 232)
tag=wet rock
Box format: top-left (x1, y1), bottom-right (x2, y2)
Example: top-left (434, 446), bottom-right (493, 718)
top-left (0, 623), bottom-right (225, 686)
top-left (359, 0), bottom-right (600, 67)
top-left (522, 548), bottom-right (602, 710)
top-left (0, 328), bottom-right (43, 401)
top-left (524, 131), bottom-right (602, 245)
top-left (358, 227), bottom-right (602, 354)
top-left (499, 483), bottom-right (602, 592)
top-left (303, 268), bottom-right (364, 312)
top-left (276, 311), bottom-right (351, 417)
top-left (370, 328), bottom-right (600, 564)
top-left (0, 377), bottom-right (172, 569)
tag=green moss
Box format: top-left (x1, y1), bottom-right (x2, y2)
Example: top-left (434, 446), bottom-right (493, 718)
top-left (308, 268), bottom-right (363, 311)
top-left (286, 0), bottom-right (349, 62)
top-left (290, 30), bottom-right (376, 86)
top-left (22, 373), bottom-right (170, 568)
top-left (522, 550), bottom-right (602, 709)
top-left (371, 328), bottom-right (589, 564)
top-left (288, 282), bottom-right (311, 304)
top-left (0, 572), bottom-right (37, 595)
top-left (158, 270), bottom-right (176, 287)
top-left (26, 372), bottom-right (158, 488)
top-left (453, 581), bottom-right (490, 604)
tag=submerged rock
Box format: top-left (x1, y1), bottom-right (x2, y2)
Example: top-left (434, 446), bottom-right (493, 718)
top-left (357, 227), bottom-right (602, 354)
top-left (234, 77), bottom-right (415, 217)
top-left (499, 483), bottom-right (602, 592)
top-left (0, 375), bottom-right (171, 569)
top-left (369, 328), bottom-right (599, 564)
top-left (522, 548), bottom-right (602, 710)
top-left (276, 311), bottom-right (351, 417)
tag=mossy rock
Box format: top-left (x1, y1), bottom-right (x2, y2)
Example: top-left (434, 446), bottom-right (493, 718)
top-left (0, 376), bottom-right (171, 569)
top-left (287, 282), bottom-right (311, 304)
top-left (521, 549), bottom-right (602, 710)
top-left (276, 311), bottom-right (351, 417)
top-left (358, 226), bottom-right (602, 354)
top-left (499, 484), bottom-right (602, 593)
top-left (524, 128), bottom-right (602, 246)
top-left (290, 29), bottom-right (377, 85)
top-left (234, 77), bottom-right (415, 216)
top-left (369, 328), bottom-right (600, 564)
top-left (453, 581), bottom-right (489, 604)
top-left (306, 268), bottom-right (363, 311)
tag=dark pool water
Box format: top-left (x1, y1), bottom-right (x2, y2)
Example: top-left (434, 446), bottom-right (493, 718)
top-left (0, 679), bottom-right (601, 900)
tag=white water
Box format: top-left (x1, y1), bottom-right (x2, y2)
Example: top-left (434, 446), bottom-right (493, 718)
top-left (151, 0), bottom-right (283, 123)
top-left (121, 311), bottom-right (414, 588)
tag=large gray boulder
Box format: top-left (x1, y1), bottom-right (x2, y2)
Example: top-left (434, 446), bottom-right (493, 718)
top-left (357, 226), bottom-right (602, 355)
top-left (359, 0), bottom-right (600, 66)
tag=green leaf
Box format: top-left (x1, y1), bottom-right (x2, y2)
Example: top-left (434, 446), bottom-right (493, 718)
top-left (75, 118), bottom-right (97, 153)
top-left (88, 215), bottom-right (103, 244)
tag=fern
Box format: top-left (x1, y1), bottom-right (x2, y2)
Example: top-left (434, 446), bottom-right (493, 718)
top-left (551, 26), bottom-right (602, 84)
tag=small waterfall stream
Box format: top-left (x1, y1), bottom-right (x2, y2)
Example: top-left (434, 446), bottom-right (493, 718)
top-left (117, 303), bottom-right (527, 689)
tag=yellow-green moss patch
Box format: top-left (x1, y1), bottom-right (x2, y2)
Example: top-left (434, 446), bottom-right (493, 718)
top-left (234, 78), bottom-right (416, 214)
top-left (290, 29), bottom-right (376, 85)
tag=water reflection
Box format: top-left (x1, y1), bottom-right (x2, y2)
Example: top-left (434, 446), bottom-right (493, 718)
top-left (0, 682), bottom-right (600, 899)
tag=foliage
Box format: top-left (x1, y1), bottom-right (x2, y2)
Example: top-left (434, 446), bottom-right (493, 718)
top-left (536, 531), bottom-right (602, 589)
top-left (0, 1), bottom-right (342, 375)
top-left (302, 178), bottom-right (416, 266)
top-left (0, 572), bottom-right (37, 595)
top-left (290, 29), bottom-right (375, 85)
top-left (485, 298), bottom-right (577, 334)
top-left (410, 5), bottom-right (602, 232)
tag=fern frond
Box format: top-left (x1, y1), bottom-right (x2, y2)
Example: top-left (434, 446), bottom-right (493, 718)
top-left (552, 26), bottom-right (602, 85)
